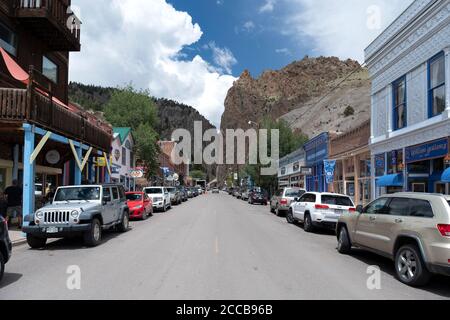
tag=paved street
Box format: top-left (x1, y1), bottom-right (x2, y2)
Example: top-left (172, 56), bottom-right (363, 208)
top-left (0, 193), bottom-right (449, 300)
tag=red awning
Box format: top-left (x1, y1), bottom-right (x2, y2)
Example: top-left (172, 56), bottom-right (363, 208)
top-left (0, 47), bottom-right (29, 84)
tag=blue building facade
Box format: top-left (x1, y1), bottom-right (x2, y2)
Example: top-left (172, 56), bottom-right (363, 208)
top-left (304, 132), bottom-right (329, 192)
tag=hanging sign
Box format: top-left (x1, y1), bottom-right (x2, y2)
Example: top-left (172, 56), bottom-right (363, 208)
top-left (45, 150), bottom-right (60, 165)
top-left (323, 160), bottom-right (337, 184)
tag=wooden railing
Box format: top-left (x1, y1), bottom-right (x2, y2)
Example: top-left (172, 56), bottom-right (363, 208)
top-left (15, 0), bottom-right (81, 44)
top-left (0, 82), bottom-right (111, 151)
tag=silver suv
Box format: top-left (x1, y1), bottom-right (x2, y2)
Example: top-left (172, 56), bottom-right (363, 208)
top-left (23, 184), bottom-right (130, 248)
top-left (337, 193), bottom-right (450, 286)
top-left (270, 187), bottom-right (306, 216)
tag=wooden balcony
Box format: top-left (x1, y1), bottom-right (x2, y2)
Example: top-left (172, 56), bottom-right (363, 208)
top-left (14, 0), bottom-right (81, 51)
top-left (0, 72), bottom-right (111, 151)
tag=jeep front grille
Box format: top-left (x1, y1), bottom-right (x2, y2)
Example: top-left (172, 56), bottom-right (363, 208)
top-left (43, 211), bottom-right (70, 224)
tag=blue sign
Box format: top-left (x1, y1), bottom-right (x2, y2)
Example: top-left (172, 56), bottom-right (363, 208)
top-left (375, 154), bottom-right (385, 169)
top-left (405, 138), bottom-right (449, 164)
top-left (323, 160), bottom-right (337, 184)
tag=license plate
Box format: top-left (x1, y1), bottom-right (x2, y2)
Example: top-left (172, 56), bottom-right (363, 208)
top-left (46, 227), bottom-right (59, 234)
top-left (334, 209), bottom-right (344, 215)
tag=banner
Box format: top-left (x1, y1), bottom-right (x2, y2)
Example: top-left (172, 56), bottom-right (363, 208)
top-left (323, 160), bottom-right (337, 184)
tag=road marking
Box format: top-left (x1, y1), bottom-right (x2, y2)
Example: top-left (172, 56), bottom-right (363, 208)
top-left (215, 236), bottom-right (219, 255)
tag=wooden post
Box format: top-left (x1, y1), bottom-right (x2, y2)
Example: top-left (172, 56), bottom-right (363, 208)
top-left (354, 155), bottom-right (360, 206)
top-left (342, 158), bottom-right (347, 195)
top-left (22, 123), bottom-right (36, 229)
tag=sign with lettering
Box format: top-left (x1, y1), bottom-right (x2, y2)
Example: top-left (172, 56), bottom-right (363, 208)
top-left (405, 138), bottom-right (449, 164)
top-left (323, 160), bottom-right (337, 184)
top-left (300, 167), bottom-right (313, 175)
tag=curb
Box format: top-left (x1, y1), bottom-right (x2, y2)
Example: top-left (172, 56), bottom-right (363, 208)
top-left (12, 238), bottom-right (27, 247)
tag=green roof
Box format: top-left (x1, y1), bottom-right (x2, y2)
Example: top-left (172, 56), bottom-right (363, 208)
top-left (113, 127), bottom-right (132, 144)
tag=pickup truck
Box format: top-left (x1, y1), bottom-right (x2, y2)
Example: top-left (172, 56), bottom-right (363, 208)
top-left (23, 184), bottom-right (130, 248)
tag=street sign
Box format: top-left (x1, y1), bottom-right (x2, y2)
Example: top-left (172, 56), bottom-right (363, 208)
top-left (234, 173), bottom-right (238, 180)
top-left (130, 169), bottom-right (144, 178)
top-left (300, 167), bottom-right (313, 175)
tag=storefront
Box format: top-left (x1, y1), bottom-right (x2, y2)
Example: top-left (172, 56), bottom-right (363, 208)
top-left (304, 133), bottom-right (330, 192)
top-left (373, 138), bottom-right (450, 195)
top-left (277, 148), bottom-right (306, 188)
top-left (329, 121), bottom-right (372, 206)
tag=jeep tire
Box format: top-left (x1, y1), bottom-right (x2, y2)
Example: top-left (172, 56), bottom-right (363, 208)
top-left (26, 234), bottom-right (47, 249)
top-left (84, 218), bottom-right (102, 247)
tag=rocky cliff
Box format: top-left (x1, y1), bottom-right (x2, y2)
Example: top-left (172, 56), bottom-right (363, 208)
top-left (220, 56), bottom-right (371, 137)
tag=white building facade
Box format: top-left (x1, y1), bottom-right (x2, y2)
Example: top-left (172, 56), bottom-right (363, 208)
top-left (366, 0), bottom-right (450, 198)
top-left (277, 148), bottom-right (307, 188)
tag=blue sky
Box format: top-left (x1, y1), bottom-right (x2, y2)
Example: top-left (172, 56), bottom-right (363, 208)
top-left (70, 0), bottom-right (413, 127)
top-left (168, 0), bottom-right (309, 77)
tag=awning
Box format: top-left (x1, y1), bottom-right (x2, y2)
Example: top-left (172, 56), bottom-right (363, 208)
top-left (0, 47), bottom-right (29, 84)
top-left (376, 174), bottom-right (404, 187)
top-left (442, 168), bottom-right (450, 182)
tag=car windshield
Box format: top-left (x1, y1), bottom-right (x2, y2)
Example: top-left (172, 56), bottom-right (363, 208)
top-left (285, 189), bottom-right (305, 197)
top-left (321, 195), bottom-right (353, 206)
top-left (54, 187), bottom-right (101, 202)
top-left (167, 188), bottom-right (176, 192)
top-left (145, 188), bottom-right (163, 194)
top-left (126, 194), bottom-right (142, 201)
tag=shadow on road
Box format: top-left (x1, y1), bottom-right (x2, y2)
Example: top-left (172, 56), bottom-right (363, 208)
top-left (0, 273), bottom-right (23, 289)
top-left (26, 228), bottom-right (132, 252)
top-left (349, 249), bottom-right (450, 298)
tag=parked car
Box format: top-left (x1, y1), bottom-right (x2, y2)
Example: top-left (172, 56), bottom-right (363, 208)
top-left (228, 188), bottom-right (234, 195)
top-left (191, 187), bottom-right (199, 197)
top-left (0, 215), bottom-right (12, 282)
top-left (177, 186), bottom-right (188, 202)
top-left (248, 189), bottom-right (268, 205)
top-left (126, 192), bottom-right (153, 220)
top-left (233, 188), bottom-right (242, 199)
top-left (212, 188), bottom-right (220, 194)
top-left (23, 184), bottom-right (130, 248)
top-left (241, 189), bottom-right (250, 201)
top-left (186, 188), bottom-right (194, 198)
top-left (288, 192), bottom-right (355, 232)
top-left (270, 187), bottom-right (306, 216)
top-left (167, 187), bottom-right (182, 205)
top-left (336, 193), bottom-right (450, 287)
top-left (144, 187), bottom-right (171, 212)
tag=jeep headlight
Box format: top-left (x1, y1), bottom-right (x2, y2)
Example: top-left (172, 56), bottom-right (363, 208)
top-left (71, 210), bottom-right (80, 218)
top-left (35, 210), bottom-right (44, 220)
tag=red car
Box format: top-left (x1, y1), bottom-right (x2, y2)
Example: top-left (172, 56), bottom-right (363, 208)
top-left (126, 192), bottom-right (153, 220)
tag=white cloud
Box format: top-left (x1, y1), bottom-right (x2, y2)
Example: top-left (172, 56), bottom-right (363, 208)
top-left (259, 0), bottom-right (277, 13)
top-left (243, 21), bottom-right (256, 32)
top-left (285, 0), bottom-right (414, 62)
top-left (275, 48), bottom-right (291, 55)
top-left (205, 41), bottom-right (237, 75)
top-left (69, 0), bottom-right (236, 128)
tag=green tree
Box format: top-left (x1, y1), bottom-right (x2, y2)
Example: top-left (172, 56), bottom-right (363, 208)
top-left (190, 170), bottom-right (206, 180)
top-left (245, 118), bottom-right (308, 195)
top-left (104, 85), bottom-right (160, 175)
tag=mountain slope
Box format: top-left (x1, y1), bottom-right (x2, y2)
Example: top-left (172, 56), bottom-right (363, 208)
top-left (220, 56), bottom-right (370, 136)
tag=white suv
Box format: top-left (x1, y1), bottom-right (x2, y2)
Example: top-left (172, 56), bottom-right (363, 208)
top-left (287, 192), bottom-right (355, 232)
top-left (143, 187), bottom-right (171, 212)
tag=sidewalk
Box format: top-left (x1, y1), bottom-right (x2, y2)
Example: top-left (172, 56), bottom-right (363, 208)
top-left (8, 227), bottom-right (27, 247)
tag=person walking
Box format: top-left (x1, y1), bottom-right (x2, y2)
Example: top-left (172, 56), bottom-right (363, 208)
top-left (4, 180), bottom-right (23, 229)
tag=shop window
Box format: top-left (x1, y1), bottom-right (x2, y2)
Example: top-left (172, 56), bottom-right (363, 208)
top-left (387, 150), bottom-right (403, 174)
top-left (122, 147), bottom-right (127, 166)
top-left (428, 52), bottom-right (446, 118)
top-left (407, 160), bottom-right (430, 174)
top-left (375, 154), bottom-right (385, 177)
top-left (393, 76), bottom-right (407, 130)
top-left (42, 56), bottom-right (58, 83)
top-left (0, 22), bottom-right (17, 56)
top-left (433, 158), bottom-right (444, 173)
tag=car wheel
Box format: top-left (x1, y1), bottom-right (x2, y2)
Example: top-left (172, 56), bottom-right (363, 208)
top-left (395, 244), bottom-right (431, 287)
top-left (275, 206), bottom-right (283, 217)
top-left (0, 251), bottom-right (4, 282)
top-left (337, 226), bottom-right (352, 254)
top-left (270, 205), bottom-right (274, 213)
top-left (303, 214), bottom-right (314, 233)
top-left (286, 209), bottom-right (295, 224)
top-left (162, 202), bottom-right (167, 212)
top-left (26, 234), bottom-right (47, 249)
top-left (142, 210), bottom-right (148, 220)
top-left (84, 218), bottom-right (102, 247)
top-left (117, 212), bottom-right (129, 233)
